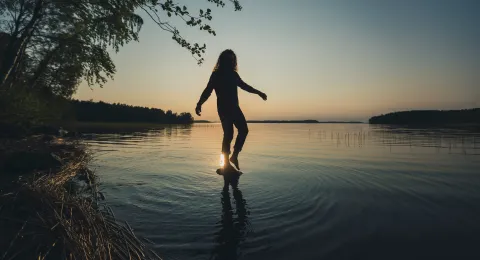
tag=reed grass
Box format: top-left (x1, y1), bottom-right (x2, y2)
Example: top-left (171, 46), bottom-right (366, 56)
top-left (0, 137), bottom-right (161, 260)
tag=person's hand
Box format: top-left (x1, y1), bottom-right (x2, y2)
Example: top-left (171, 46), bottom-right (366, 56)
top-left (195, 104), bottom-right (202, 116)
top-left (259, 92), bottom-right (267, 101)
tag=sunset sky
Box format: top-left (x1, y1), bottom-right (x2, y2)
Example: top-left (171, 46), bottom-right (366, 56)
top-left (75, 0), bottom-right (480, 121)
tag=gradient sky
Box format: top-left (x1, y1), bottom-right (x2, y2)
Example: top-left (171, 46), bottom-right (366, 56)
top-left (75, 0), bottom-right (480, 121)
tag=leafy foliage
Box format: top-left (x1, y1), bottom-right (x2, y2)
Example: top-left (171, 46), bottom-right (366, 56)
top-left (0, 0), bottom-right (146, 92)
top-left (0, 0), bottom-right (241, 130)
top-left (0, 0), bottom-right (243, 95)
top-left (0, 86), bottom-right (67, 137)
top-left (142, 0), bottom-right (242, 64)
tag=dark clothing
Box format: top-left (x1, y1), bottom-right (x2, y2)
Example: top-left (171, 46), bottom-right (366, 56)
top-left (199, 70), bottom-right (257, 114)
top-left (199, 69), bottom-right (255, 154)
top-left (220, 107), bottom-right (248, 154)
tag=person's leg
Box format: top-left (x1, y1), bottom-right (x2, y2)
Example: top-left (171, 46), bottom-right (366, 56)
top-left (230, 108), bottom-right (248, 170)
top-left (220, 115), bottom-right (234, 157)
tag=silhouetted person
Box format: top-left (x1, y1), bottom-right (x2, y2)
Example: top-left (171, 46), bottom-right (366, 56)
top-left (196, 49), bottom-right (267, 170)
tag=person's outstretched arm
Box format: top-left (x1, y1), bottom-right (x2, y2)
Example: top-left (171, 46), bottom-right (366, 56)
top-left (196, 73), bottom-right (215, 116)
top-left (236, 72), bottom-right (267, 100)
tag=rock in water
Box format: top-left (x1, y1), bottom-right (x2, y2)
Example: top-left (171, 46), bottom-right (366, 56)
top-left (216, 166), bottom-right (242, 176)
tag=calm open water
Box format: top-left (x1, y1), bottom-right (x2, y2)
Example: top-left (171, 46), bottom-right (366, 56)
top-left (84, 124), bottom-right (480, 260)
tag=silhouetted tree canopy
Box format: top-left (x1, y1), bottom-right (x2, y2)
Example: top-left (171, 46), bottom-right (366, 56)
top-left (69, 100), bottom-right (193, 124)
top-left (0, 0), bottom-right (243, 95)
top-left (0, 0), bottom-right (241, 131)
top-left (369, 109), bottom-right (480, 125)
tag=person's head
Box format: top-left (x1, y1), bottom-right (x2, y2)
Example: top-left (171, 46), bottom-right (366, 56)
top-left (214, 49), bottom-right (237, 72)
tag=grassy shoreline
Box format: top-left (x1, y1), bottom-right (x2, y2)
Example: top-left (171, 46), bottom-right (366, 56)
top-left (0, 135), bottom-right (161, 259)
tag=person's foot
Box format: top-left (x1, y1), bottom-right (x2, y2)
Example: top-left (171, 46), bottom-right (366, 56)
top-left (230, 154), bottom-right (240, 170)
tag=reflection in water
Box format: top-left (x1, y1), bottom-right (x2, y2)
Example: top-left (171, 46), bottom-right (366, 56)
top-left (85, 124), bottom-right (480, 260)
top-left (211, 173), bottom-right (250, 260)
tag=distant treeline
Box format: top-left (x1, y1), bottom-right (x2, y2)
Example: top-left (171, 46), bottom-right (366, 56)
top-left (247, 120), bottom-right (320, 123)
top-left (193, 120), bottom-right (364, 124)
top-left (369, 108), bottom-right (480, 125)
top-left (246, 120), bottom-right (363, 124)
top-left (69, 100), bottom-right (193, 124)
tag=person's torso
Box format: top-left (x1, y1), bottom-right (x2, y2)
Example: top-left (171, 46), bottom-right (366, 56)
top-left (212, 70), bottom-right (239, 109)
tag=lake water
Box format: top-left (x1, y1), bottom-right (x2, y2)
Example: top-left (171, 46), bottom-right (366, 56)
top-left (84, 123), bottom-right (480, 260)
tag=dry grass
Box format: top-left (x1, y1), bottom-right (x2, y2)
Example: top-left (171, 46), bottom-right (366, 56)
top-left (0, 137), bottom-right (162, 260)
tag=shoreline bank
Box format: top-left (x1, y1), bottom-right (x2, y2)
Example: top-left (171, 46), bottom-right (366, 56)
top-left (0, 135), bottom-right (161, 259)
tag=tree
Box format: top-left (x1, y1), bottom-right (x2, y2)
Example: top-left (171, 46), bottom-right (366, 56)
top-left (0, 0), bottom-right (243, 96)
top-left (69, 100), bottom-right (193, 124)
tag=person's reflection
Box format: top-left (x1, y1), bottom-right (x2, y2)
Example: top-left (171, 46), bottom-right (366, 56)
top-left (210, 172), bottom-right (250, 260)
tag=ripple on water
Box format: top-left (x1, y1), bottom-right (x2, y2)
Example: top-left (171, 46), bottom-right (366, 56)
top-left (84, 124), bottom-right (480, 260)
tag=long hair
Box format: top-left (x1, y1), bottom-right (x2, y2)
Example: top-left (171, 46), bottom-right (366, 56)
top-left (213, 49), bottom-right (238, 72)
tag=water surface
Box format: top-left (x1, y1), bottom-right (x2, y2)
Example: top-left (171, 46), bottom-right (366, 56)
top-left (85, 124), bottom-right (480, 260)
